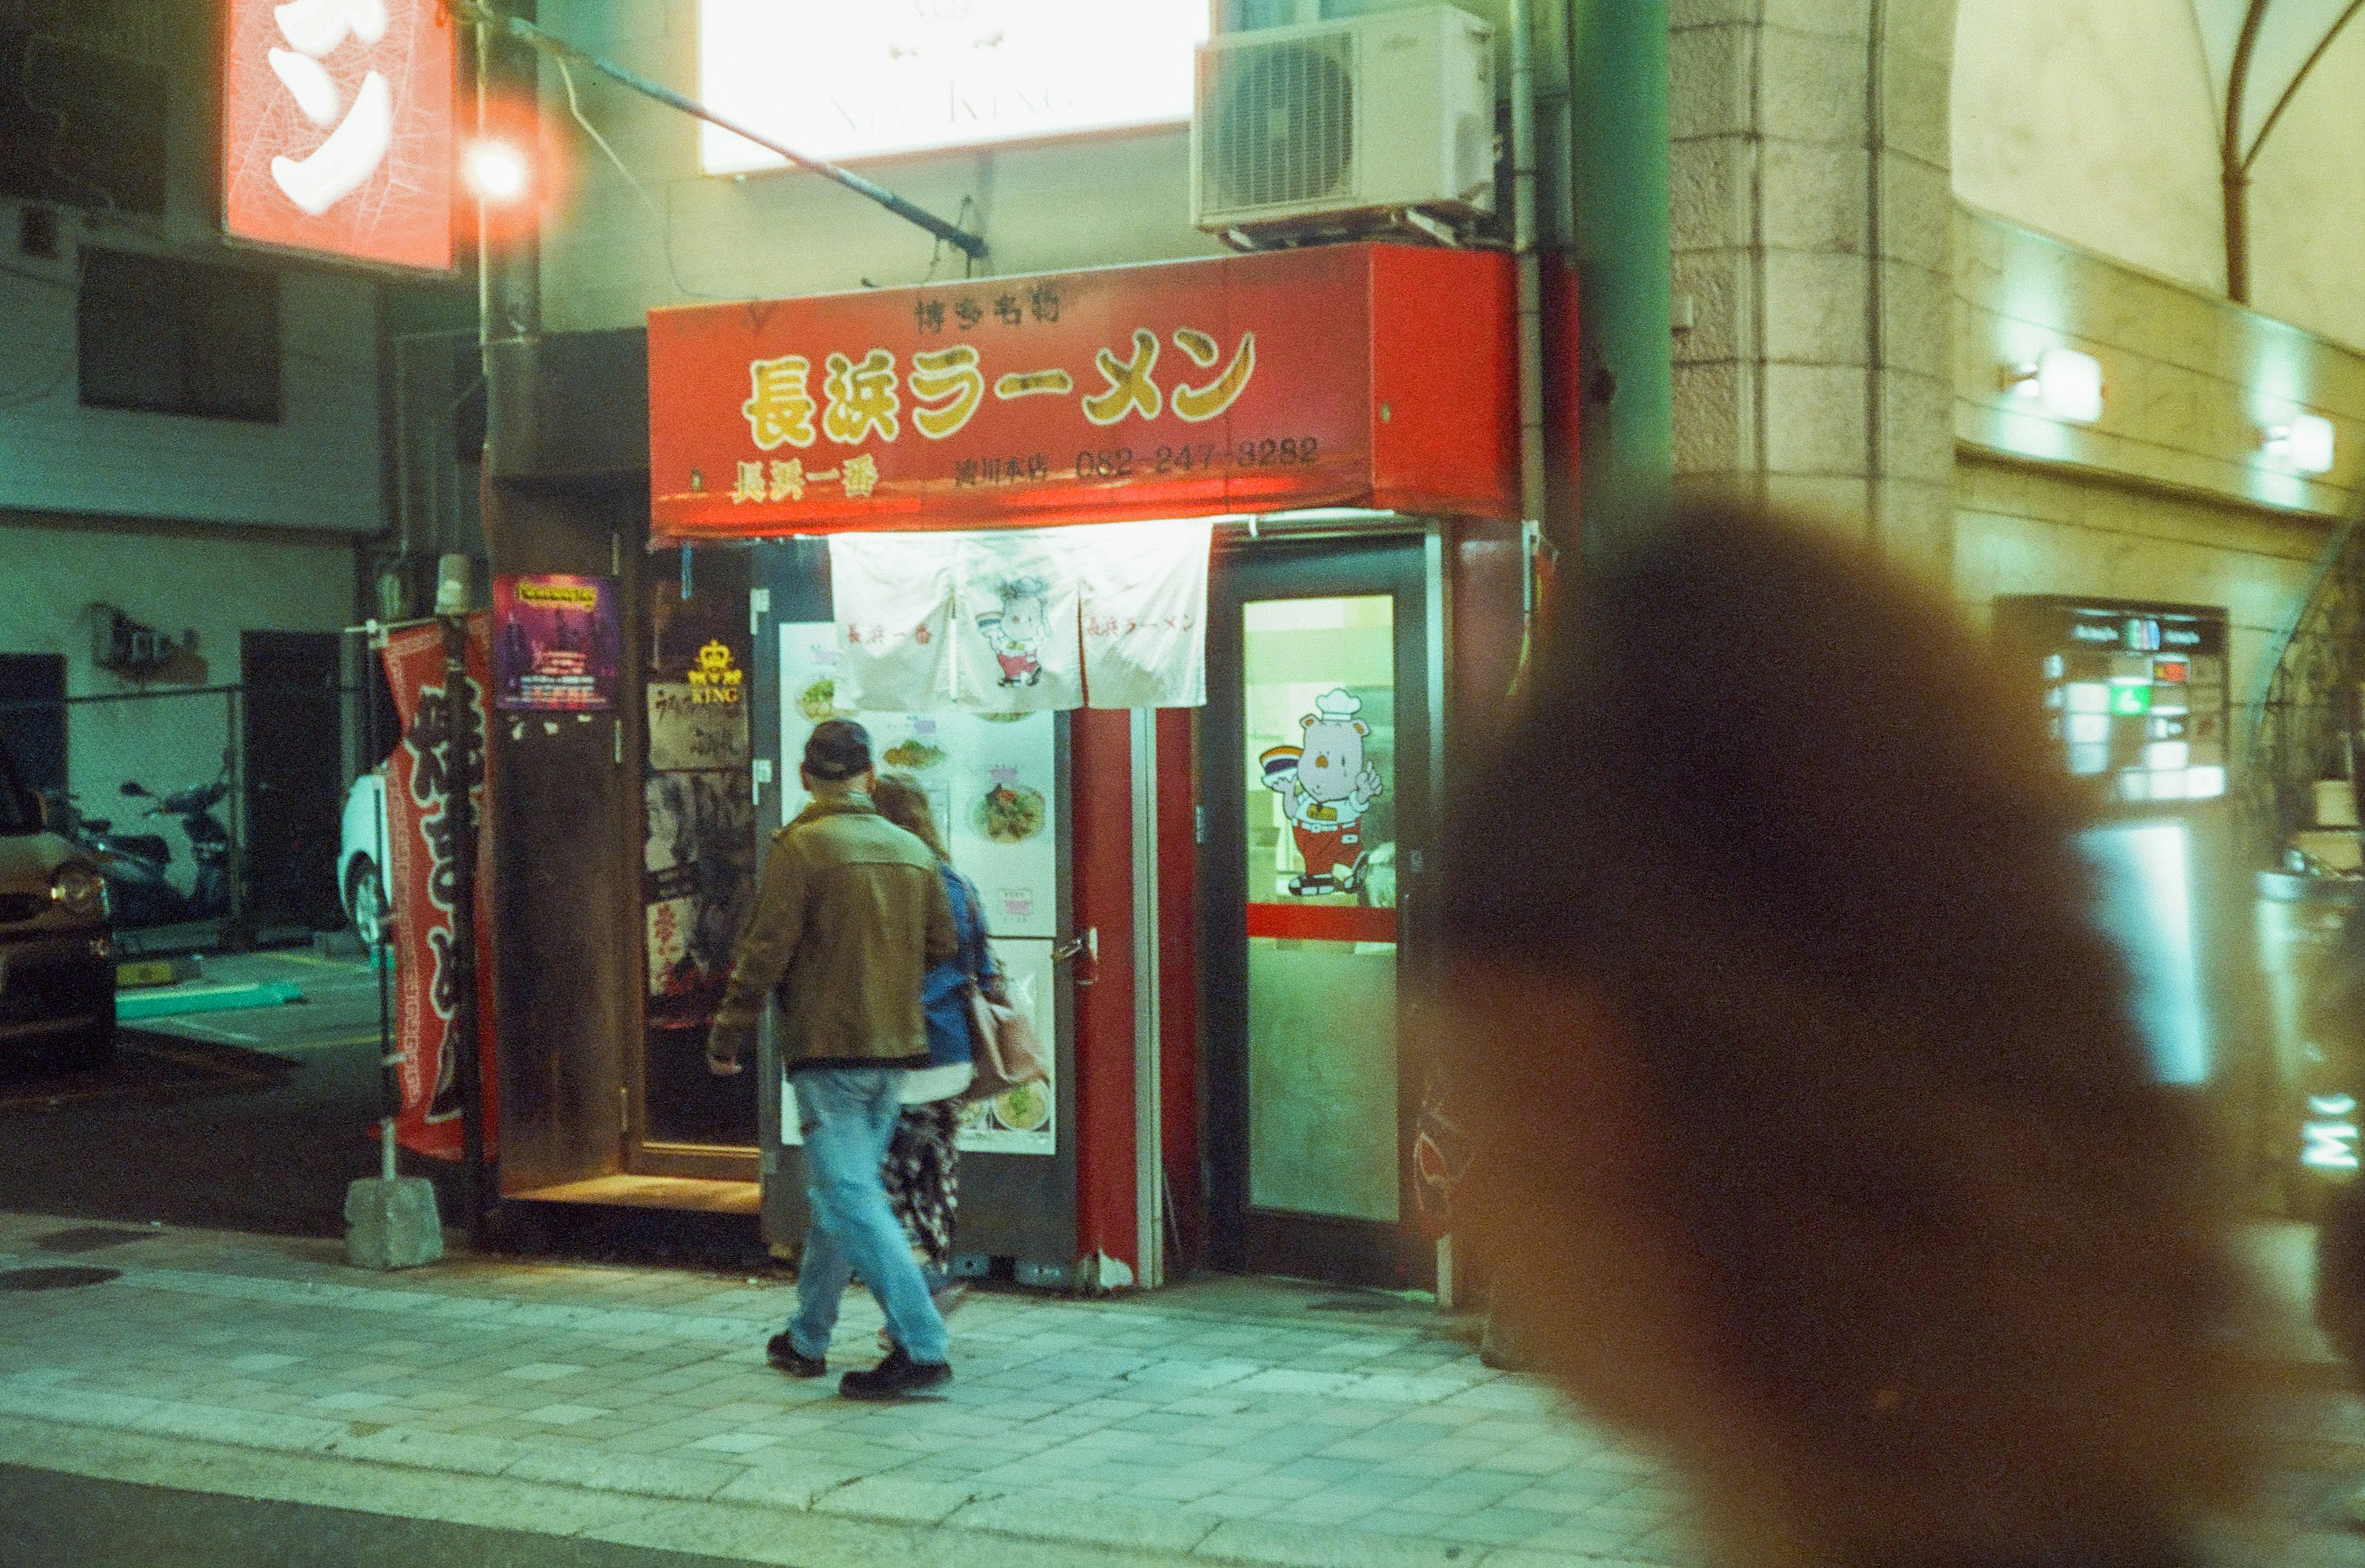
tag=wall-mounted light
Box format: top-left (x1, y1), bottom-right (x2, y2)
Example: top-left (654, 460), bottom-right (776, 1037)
top-left (2003, 346), bottom-right (2104, 424)
top-left (2265, 412), bottom-right (2337, 475)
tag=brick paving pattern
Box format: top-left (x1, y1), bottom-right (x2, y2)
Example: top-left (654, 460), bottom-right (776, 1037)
top-left (1, 1211), bottom-right (2362, 1566)
top-left (0, 1213), bottom-right (1697, 1566)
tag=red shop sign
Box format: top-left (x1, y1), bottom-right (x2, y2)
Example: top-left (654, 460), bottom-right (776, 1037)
top-left (647, 243), bottom-right (1515, 540)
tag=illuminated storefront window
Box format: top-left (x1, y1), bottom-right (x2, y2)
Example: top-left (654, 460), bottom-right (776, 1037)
top-left (698, 0), bottom-right (1210, 172)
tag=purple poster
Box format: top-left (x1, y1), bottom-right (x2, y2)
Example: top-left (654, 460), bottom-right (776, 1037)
top-left (493, 574), bottom-right (619, 712)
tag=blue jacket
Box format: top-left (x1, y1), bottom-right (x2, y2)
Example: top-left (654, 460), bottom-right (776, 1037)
top-left (919, 864), bottom-right (994, 1067)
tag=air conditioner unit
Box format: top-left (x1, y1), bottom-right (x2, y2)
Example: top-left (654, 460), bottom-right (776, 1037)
top-left (1192, 5), bottom-right (1497, 237)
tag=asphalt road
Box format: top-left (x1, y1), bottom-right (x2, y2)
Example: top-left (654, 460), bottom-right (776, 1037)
top-left (0, 1465), bottom-right (770, 1568)
top-left (0, 950), bottom-right (413, 1237)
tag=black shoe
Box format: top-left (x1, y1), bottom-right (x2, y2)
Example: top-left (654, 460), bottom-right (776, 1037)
top-left (839, 1345), bottom-right (951, 1401)
top-left (878, 1283), bottom-right (970, 1351)
top-left (766, 1333), bottom-right (827, 1378)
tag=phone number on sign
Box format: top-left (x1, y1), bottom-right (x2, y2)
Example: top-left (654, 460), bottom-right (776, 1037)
top-left (1073, 437), bottom-right (1324, 480)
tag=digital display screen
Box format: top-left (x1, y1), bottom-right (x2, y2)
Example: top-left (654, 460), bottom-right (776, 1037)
top-left (2000, 597), bottom-right (2230, 804)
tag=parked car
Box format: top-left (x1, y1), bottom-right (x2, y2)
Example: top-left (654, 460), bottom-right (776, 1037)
top-left (0, 739), bottom-right (115, 1069)
top-left (339, 769), bottom-right (392, 946)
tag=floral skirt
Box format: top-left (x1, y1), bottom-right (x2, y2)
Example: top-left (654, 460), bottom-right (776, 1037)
top-left (883, 1099), bottom-right (961, 1270)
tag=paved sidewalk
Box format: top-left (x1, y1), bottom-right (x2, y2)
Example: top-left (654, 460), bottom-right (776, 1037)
top-left (6, 1213), bottom-right (2365, 1568)
top-left (0, 1213), bottom-right (1692, 1568)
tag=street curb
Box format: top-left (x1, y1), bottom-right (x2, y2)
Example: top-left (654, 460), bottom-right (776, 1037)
top-left (0, 1408), bottom-right (1595, 1568)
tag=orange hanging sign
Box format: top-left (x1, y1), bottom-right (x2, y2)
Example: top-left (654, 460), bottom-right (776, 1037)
top-left (222, 0), bottom-right (456, 272)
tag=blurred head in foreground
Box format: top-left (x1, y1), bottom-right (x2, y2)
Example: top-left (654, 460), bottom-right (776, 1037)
top-left (1440, 504), bottom-right (2256, 1567)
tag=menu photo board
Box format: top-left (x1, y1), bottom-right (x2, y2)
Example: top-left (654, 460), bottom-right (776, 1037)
top-left (777, 621), bottom-right (1060, 1155)
top-left (1994, 596), bottom-right (2231, 806)
top-left (777, 622), bottom-right (1057, 937)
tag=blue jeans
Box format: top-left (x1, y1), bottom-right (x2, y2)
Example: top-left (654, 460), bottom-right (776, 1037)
top-left (788, 1066), bottom-right (950, 1365)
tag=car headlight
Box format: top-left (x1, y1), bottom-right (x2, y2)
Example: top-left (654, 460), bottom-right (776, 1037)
top-left (51, 863), bottom-right (108, 921)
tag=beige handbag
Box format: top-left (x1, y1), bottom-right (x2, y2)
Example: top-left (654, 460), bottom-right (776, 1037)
top-left (961, 985), bottom-right (1049, 1103)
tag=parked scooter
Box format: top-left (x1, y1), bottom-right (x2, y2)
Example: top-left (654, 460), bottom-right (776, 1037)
top-left (41, 766), bottom-right (233, 926)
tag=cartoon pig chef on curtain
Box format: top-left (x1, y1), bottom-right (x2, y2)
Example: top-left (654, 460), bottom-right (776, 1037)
top-left (1260, 687), bottom-right (1385, 895)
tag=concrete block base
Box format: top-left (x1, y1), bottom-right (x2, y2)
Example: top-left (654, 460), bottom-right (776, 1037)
top-left (344, 1177), bottom-right (444, 1270)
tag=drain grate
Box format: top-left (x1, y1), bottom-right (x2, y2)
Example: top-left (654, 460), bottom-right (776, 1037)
top-left (36, 1226), bottom-right (155, 1255)
top-left (0, 1266), bottom-right (122, 1291)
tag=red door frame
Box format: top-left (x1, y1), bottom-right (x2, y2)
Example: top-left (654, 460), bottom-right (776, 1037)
top-left (1065, 705), bottom-right (1207, 1280)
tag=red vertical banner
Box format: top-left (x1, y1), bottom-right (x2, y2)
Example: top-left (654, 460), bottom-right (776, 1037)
top-left (379, 617), bottom-right (498, 1160)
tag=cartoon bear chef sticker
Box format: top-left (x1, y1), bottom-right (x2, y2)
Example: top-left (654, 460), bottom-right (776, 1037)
top-left (976, 574), bottom-right (1051, 688)
top-left (1260, 687), bottom-right (1386, 895)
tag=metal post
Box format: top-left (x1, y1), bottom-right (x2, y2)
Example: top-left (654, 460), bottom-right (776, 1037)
top-left (364, 625), bottom-right (399, 1184)
top-left (442, 614), bottom-right (486, 1240)
top-left (475, 19), bottom-right (495, 381)
top-left (1130, 708), bottom-right (1163, 1290)
top-left (225, 685), bottom-right (249, 949)
top-left (1564, 0), bottom-right (1672, 556)
top-left (1508, 0), bottom-right (1545, 536)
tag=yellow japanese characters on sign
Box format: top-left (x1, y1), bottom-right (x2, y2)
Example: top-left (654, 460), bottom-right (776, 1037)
top-left (1082, 328), bottom-right (1163, 426)
top-left (993, 369), bottom-right (1075, 399)
top-left (909, 344), bottom-right (985, 439)
top-left (1171, 328), bottom-right (1256, 423)
top-left (823, 349), bottom-right (902, 444)
top-left (729, 320), bottom-right (1269, 502)
top-left (514, 581), bottom-right (602, 608)
top-left (742, 355), bottom-right (817, 450)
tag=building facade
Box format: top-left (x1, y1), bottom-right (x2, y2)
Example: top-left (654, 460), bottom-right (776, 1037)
top-left (0, 0), bottom-right (480, 925)
top-left (478, 0), bottom-right (2365, 1269)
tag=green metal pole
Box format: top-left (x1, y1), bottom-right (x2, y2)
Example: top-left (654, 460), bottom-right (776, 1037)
top-left (1564, 0), bottom-right (1672, 558)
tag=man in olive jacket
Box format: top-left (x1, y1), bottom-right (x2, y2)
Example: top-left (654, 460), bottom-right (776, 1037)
top-left (706, 720), bottom-right (958, 1399)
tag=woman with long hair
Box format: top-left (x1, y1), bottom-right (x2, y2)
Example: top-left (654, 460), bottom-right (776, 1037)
top-left (1438, 503), bottom-right (2260, 1568)
top-left (871, 773), bottom-right (996, 1320)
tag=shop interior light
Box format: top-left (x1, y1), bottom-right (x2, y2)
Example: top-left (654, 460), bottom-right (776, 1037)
top-left (463, 139), bottom-right (531, 203)
top-left (2265, 412), bottom-right (2337, 475)
top-left (2004, 346), bottom-right (2104, 424)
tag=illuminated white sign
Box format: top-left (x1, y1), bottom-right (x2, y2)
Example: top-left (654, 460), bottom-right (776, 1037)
top-left (697, 0), bottom-right (1209, 174)
top-left (2305, 1095), bottom-right (2361, 1171)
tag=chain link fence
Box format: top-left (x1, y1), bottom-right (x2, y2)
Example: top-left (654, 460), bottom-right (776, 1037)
top-left (0, 679), bottom-right (388, 953)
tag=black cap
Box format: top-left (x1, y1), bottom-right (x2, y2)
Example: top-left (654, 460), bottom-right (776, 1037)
top-left (802, 719), bottom-right (873, 782)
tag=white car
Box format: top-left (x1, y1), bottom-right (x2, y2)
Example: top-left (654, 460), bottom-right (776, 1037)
top-left (339, 770), bottom-right (392, 945)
